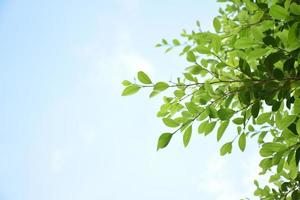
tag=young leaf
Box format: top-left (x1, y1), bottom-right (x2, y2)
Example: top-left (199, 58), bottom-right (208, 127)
top-left (220, 142), bottom-right (232, 156)
top-left (154, 82), bottom-right (169, 92)
top-left (238, 133), bottom-right (246, 152)
top-left (157, 133), bottom-right (173, 150)
top-left (162, 118), bottom-right (180, 128)
top-left (213, 17), bottom-right (221, 32)
top-left (183, 125), bottom-right (192, 147)
top-left (122, 84), bottom-right (141, 96)
top-left (290, 3), bottom-right (300, 15)
top-left (217, 121), bottom-right (229, 141)
top-left (269, 5), bottom-right (289, 20)
top-left (137, 71), bottom-right (152, 84)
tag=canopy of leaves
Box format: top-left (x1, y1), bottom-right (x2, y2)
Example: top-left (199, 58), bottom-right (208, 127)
top-left (123, 0), bottom-right (300, 199)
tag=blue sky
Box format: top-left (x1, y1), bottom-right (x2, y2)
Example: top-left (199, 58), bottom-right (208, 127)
top-left (0, 1), bottom-right (263, 199)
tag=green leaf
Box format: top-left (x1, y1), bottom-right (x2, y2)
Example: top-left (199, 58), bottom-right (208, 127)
top-left (251, 101), bottom-right (260, 118)
top-left (154, 82), bottom-right (169, 92)
top-left (269, 5), bottom-right (289, 20)
top-left (234, 38), bottom-right (256, 49)
top-left (137, 71), bottom-right (152, 84)
top-left (293, 98), bottom-right (300, 114)
top-left (172, 39), bottom-right (181, 46)
top-left (295, 147), bottom-right (300, 166)
top-left (217, 108), bottom-right (235, 121)
top-left (122, 80), bottom-right (131, 86)
top-left (183, 125), bottom-right (192, 147)
top-left (217, 121), bottom-right (229, 141)
top-left (198, 120), bottom-right (208, 134)
top-left (290, 3), bottom-right (300, 15)
top-left (288, 22), bottom-right (300, 50)
top-left (233, 117), bottom-right (244, 125)
top-left (296, 120), bottom-right (300, 135)
top-left (187, 51), bottom-right (196, 62)
top-left (213, 17), bottom-right (221, 32)
top-left (238, 133), bottom-right (246, 152)
top-left (256, 112), bottom-right (271, 125)
top-left (162, 118), bottom-right (180, 128)
top-left (220, 142), bottom-right (232, 156)
top-left (157, 133), bottom-right (173, 150)
top-left (278, 115), bottom-right (297, 130)
top-left (122, 84), bottom-right (141, 96)
top-left (205, 121), bottom-right (216, 136)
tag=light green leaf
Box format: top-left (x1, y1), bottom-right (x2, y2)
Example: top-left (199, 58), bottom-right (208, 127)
top-left (220, 142), bottom-right (232, 156)
top-left (256, 112), bottom-right (271, 125)
top-left (122, 80), bottom-right (131, 86)
top-left (213, 17), bottom-right (221, 33)
top-left (204, 121), bottom-right (216, 136)
top-left (137, 71), bottom-right (152, 84)
top-left (278, 115), bottom-right (297, 130)
top-left (294, 98), bottom-right (300, 114)
top-left (290, 3), bottom-right (300, 15)
top-left (172, 39), bottom-right (181, 46)
top-left (238, 133), bottom-right (246, 152)
top-left (157, 133), bottom-right (173, 150)
top-left (234, 38), bottom-right (256, 49)
top-left (187, 51), bottom-right (196, 62)
top-left (217, 121), bottom-right (229, 141)
top-left (183, 125), bottom-right (192, 147)
top-left (269, 5), bottom-right (289, 20)
top-left (154, 82), bottom-right (169, 92)
top-left (162, 118), bottom-right (180, 128)
top-left (122, 84), bottom-right (141, 96)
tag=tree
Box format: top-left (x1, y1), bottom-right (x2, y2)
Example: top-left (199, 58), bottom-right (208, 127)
top-left (122, 0), bottom-right (300, 199)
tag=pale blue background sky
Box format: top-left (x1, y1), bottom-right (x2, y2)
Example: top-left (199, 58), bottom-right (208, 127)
top-left (0, 1), bottom-right (262, 199)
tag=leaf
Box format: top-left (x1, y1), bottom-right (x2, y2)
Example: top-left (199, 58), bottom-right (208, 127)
top-left (157, 133), bottom-right (173, 150)
top-left (183, 125), bottom-right (192, 147)
top-left (172, 39), bottom-right (181, 46)
top-left (233, 117), bottom-right (244, 125)
top-left (213, 17), bottom-right (221, 32)
top-left (217, 121), bottom-right (229, 141)
top-left (256, 112), bottom-right (271, 125)
top-left (269, 5), bottom-right (289, 20)
top-left (198, 120), bottom-right (209, 134)
top-left (187, 51), bottom-right (196, 62)
top-left (220, 142), bottom-right (232, 156)
top-left (288, 22), bottom-right (300, 50)
top-left (293, 98), bottom-right (300, 114)
top-left (162, 118), bottom-right (180, 128)
top-left (296, 120), bottom-right (300, 135)
top-left (217, 108), bottom-right (235, 121)
top-left (251, 101), bottom-right (260, 118)
top-left (290, 3), bottom-right (300, 15)
top-left (204, 121), bottom-right (216, 136)
top-left (278, 115), bottom-right (297, 130)
top-left (295, 147), bottom-right (300, 166)
top-left (122, 80), bottom-right (131, 86)
top-left (238, 133), bottom-right (246, 152)
top-left (122, 84), bottom-right (141, 96)
top-left (137, 71), bottom-right (152, 84)
top-left (154, 82), bottom-right (169, 92)
top-left (234, 38), bottom-right (256, 49)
